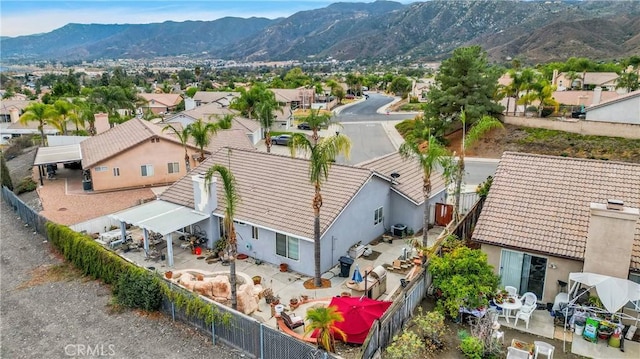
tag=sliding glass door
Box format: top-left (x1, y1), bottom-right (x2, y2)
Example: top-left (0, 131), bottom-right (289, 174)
top-left (499, 249), bottom-right (547, 300)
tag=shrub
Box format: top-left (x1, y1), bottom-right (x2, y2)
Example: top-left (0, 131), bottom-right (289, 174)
top-left (114, 268), bottom-right (162, 311)
top-left (15, 177), bottom-right (37, 194)
top-left (386, 331), bottom-right (425, 359)
top-left (459, 336), bottom-right (483, 359)
top-left (413, 308), bottom-right (449, 352)
top-left (1, 152), bottom-right (13, 190)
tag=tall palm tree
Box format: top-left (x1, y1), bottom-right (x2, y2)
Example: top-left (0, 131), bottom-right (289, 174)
top-left (304, 305), bottom-right (347, 353)
top-left (453, 110), bottom-right (503, 221)
top-left (256, 98), bottom-right (281, 153)
top-left (399, 133), bottom-right (453, 247)
top-left (186, 119), bottom-right (219, 162)
top-left (204, 164), bottom-right (240, 310)
top-left (19, 102), bottom-right (57, 146)
top-left (51, 100), bottom-right (78, 135)
top-left (301, 108), bottom-right (333, 144)
top-left (212, 113), bottom-right (234, 130)
top-left (162, 123), bottom-right (192, 173)
top-left (290, 133), bottom-right (351, 288)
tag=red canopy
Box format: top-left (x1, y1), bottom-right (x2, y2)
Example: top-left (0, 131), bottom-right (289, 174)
top-left (329, 296), bottom-right (392, 344)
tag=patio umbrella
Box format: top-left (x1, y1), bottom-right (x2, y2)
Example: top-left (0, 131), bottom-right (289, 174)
top-left (569, 272), bottom-right (640, 313)
top-left (351, 264), bottom-right (363, 283)
top-left (328, 296), bottom-right (392, 344)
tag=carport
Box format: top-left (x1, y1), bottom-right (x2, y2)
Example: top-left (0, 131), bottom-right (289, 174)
top-left (109, 200), bottom-right (209, 267)
top-left (33, 144), bottom-right (83, 185)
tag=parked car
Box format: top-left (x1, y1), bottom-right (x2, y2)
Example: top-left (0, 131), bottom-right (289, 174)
top-left (345, 94), bottom-right (355, 100)
top-left (271, 134), bottom-right (291, 145)
top-left (297, 122), bottom-right (311, 130)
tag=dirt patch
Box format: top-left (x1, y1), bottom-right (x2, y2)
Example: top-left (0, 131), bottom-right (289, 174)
top-left (303, 278), bottom-right (332, 289)
top-left (16, 263), bottom-right (80, 290)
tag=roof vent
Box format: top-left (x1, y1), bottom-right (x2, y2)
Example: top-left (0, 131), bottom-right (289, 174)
top-left (606, 199), bottom-right (624, 211)
top-left (390, 172), bottom-right (400, 185)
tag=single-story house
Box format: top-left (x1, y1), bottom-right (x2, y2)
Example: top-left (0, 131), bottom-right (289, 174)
top-left (112, 148), bottom-right (447, 275)
top-left (164, 105), bottom-right (262, 145)
top-left (552, 70), bottom-right (620, 92)
top-left (139, 93), bottom-right (183, 115)
top-left (80, 118), bottom-right (206, 192)
top-left (192, 91), bottom-right (240, 108)
top-left (585, 89), bottom-right (640, 125)
top-left (472, 152), bottom-right (640, 307)
top-left (272, 88), bottom-right (315, 110)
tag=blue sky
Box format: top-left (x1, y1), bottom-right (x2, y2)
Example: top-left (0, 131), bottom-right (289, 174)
top-left (1, 0), bottom-right (413, 37)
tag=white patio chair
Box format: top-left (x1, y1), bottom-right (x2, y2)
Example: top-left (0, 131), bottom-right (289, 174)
top-left (520, 292), bottom-right (537, 307)
top-left (505, 286), bottom-right (518, 297)
top-left (514, 301), bottom-right (536, 329)
top-left (534, 340), bottom-right (555, 359)
top-left (507, 346), bottom-right (531, 359)
top-left (491, 329), bottom-right (505, 345)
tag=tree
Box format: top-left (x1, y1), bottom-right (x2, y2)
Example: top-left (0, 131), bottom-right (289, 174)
top-left (399, 134), bottom-right (454, 247)
top-left (388, 76), bottom-right (412, 98)
top-left (19, 102), bottom-right (57, 146)
top-left (51, 100), bottom-right (79, 135)
top-left (290, 133), bottom-right (351, 288)
top-left (204, 164), bottom-right (240, 310)
top-left (255, 95), bottom-right (281, 153)
top-left (453, 111), bottom-right (503, 221)
top-left (283, 67), bottom-right (310, 88)
top-left (429, 244), bottom-right (500, 319)
top-left (519, 79), bottom-right (557, 117)
top-left (386, 331), bottom-right (425, 359)
top-left (300, 108), bottom-right (333, 144)
top-left (162, 124), bottom-right (192, 173)
top-left (231, 83), bottom-right (274, 119)
top-left (304, 305), bottom-right (347, 353)
top-left (425, 46), bottom-right (503, 130)
top-left (186, 119), bottom-right (219, 162)
top-left (616, 71), bottom-right (639, 93)
top-left (1, 152), bottom-right (13, 191)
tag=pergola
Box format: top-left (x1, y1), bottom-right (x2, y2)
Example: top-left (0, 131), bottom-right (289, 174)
top-left (109, 200), bottom-right (209, 267)
top-left (33, 144), bottom-right (83, 185)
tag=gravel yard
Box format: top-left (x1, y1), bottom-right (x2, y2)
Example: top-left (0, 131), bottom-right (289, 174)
top-left (1, 148), bottom-right (238, 359)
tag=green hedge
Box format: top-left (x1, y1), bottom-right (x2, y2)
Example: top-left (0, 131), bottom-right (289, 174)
top-left (45, 222), bottom-right (227, 322)
top-left (46, 222), bottom-right (161, 310)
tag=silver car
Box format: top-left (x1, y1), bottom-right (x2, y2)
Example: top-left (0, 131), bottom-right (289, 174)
top-left (271, 134), bottom-right (291, 145)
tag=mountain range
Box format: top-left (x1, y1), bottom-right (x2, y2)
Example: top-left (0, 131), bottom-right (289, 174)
top-left (2, 0), bottom-right (639, 64)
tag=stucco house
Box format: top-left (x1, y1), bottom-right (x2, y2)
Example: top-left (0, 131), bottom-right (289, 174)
top-left (471, 152), bottom-right (640, 307)
top-left (552, 70), bottom-right (620, 92)
top-left (192, 91), bottom-right (240, 108)
top-left (584, 89), bottom-right (640, 125)
top-left (80, 118), bottom-right (205, 192)
top-left (164, 105), bottom-right (262, 145)
top-left (112, 147), bottom-right (447, 275)
top-left (139, 93), bottom-right (183, 115)
top-left (272, 88), bottom-right (315, 110)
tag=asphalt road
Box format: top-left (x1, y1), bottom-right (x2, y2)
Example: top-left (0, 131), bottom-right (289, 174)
top-left (333, 94), bottom-right (498, 184)
top-left (335, 93), bottom-right (416, 122)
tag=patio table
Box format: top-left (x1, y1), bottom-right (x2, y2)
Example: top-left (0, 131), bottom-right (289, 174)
top-left (500, 297), bottom-right (522, 324)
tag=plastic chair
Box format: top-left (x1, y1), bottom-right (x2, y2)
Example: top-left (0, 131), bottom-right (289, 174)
top-left (514, 302), bottom-right (536, 329)
top-left (534, 341), bottom-right (555, 359)
top-left (507, 346), bottom-right (530, 359)
top-left (492, 330), bottom-right (505, 345)
top-left (520, 292), bottom-right (538, 307)
top-left (505, 286), bottom-right (518, 297)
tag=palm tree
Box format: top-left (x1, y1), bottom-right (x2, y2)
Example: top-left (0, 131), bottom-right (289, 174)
top-left (520, 79), bottom-right (558, 117)
top-left (255, 99), bottom-right (281, 153)
top-left (290, 133), bottom-right (351, 288)
top-left (162, 124), bottom-right (192, 173)
top-left (212, 114), bottom-right (234, 130)
top-left (304, 305), bottom-right (347, 353)
top-left (19, 102), bottom-right (57, 146)
top-left (51, 100), bottom-right (78, 135)
top-left (616, 71), bottom-right (639, 93)
top-left (453, 110), bottom-right (503, 221)
top-left (399, 133), bottom-right (453, 247)
top-left (301, 108), bottom-right (333, 144)
top-left (186, 119), bottom-right (219, 162)
top-left (204, 164), bottom-right (240, 310)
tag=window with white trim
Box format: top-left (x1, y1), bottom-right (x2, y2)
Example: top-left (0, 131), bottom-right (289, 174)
top-left (252, 226), bottom-right (259, 240)
top-left (94, 166), bottom-right (108, 172)
top-left (374, 207), bottom-right (384, 225)
top-left (140, 164), bottom-right (154, 177)
top-left (276, 233), bottom-right (299, 260)
top-left (167, 162), bottom-right (179, 174)
top-left (113, 167), bottom-right (120, 176)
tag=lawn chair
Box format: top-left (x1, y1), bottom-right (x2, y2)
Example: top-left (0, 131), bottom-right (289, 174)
top-left (505, 286), bottom-right (518, 298)
top-left (533, 340), bottom-right (555, 359)
top-left (280, 311), bottom-right (304, 331)
top-left (507, 346), bottom-right (531, 359)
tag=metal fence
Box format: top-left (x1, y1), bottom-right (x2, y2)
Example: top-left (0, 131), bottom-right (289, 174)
top-left (1, 186), bottom-right (48, 237)
top-left (161, 282), bottom-right (337, 359)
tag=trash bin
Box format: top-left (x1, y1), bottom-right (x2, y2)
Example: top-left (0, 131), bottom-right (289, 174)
top-left (338, 256), bottom-right (354, 277)
top-left (82, 180), bottom-right (92, 191)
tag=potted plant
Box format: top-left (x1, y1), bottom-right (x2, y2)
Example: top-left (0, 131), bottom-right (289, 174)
top-left (290, 297), bottom-right (299, 309)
